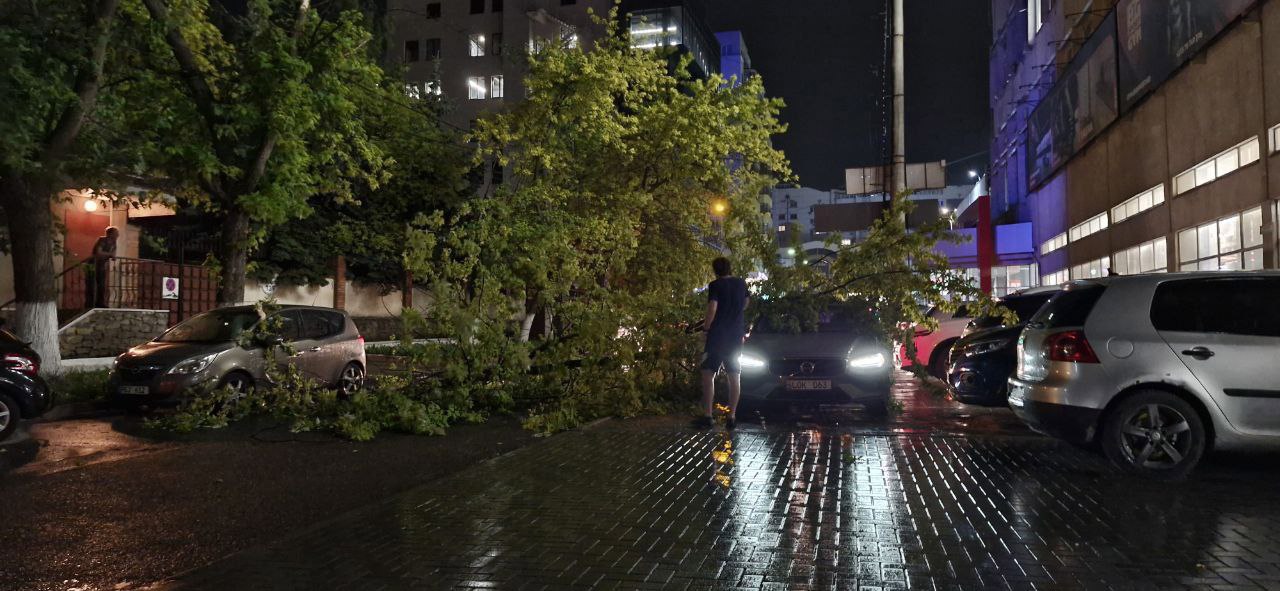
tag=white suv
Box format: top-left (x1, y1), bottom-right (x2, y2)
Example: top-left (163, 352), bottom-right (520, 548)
top-left (1008, 272), bottom-right (1280, 478)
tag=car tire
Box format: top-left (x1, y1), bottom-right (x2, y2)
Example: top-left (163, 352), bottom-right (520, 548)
top-left (1100, 390), bottom-right (1207, 480)
top-left (337, 362), bottom-right (365, 398)
top-left (0, 393), bottom-right (20, 442)
top-left (928, 339), bottom-right (957, 379)
top-left (218, 371), bottom-right (255, 396)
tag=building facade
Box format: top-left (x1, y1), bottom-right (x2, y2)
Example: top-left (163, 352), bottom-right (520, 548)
top-left (989, 0), bottom-right (1280, 285)
top-left (386, 0), bottom-right (722, 130)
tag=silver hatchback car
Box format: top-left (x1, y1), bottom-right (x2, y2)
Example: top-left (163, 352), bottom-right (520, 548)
top-left (1008, 272), bottom-right (1280, 478)
top-left (110, 305), bottom-right (367, 407)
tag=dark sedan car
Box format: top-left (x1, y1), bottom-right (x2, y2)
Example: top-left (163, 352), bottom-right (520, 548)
top-left (947, 287), bottom-right (1060, 405)
top-left (739, 302), bottom-right (892, 415)
top-left (0, 328), bottom-right (54, 442)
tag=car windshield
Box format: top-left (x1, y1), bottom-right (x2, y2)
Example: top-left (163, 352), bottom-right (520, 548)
top-left (970, 293), bottom-right (1055, 330)
top-left (157, 309), bottom-right (261, 343)
top-left (753, 302), bottom-right (872, 335)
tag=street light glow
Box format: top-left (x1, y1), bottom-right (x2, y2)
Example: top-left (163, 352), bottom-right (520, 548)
top-left (83, 199), bottom-right (99, 212)
top-left (968, 170), bottom-right (978, 179)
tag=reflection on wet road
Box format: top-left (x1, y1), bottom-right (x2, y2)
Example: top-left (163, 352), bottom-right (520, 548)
top-left (167, 373), bottom-right (1280, 590)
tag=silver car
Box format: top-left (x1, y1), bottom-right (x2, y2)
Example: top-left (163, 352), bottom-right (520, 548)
top-left (1008, 272), bottom-right (1280, 478)
top-left (110, 305), bottom-right (367, 406)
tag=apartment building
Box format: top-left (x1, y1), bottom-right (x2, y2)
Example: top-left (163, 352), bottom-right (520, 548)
top-left (989, 0), bottom-right (1280, 284)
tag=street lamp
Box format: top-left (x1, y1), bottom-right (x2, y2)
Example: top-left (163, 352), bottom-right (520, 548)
top-left (83, 198), bottom-right (99, 212)
top-left (967, 170), bottom-right (978, 179)
top-left (711, 200), bottom-right (728, 216)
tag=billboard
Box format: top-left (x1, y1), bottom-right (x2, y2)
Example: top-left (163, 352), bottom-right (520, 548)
top-left (1117, 0), bottom-right (1255, 111)
top-left (845, 161), bottom-right (946, 196)
top-left (1027, 13), bottom-right (1119, 189)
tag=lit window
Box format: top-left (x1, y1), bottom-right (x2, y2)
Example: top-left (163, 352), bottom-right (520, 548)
top-left (404, 83), bottom-right (422, 99)
top-left (469, 34), bottom-right (486, 57)
top-left (1270, 123), bottom-right (1280, 153)
top-left (489, 75), bottom-right (504, 99)
top-left (991, 264), bottom-right (1040, 297)
top-left (778, 225), bottom-right (787, 232)
top-left (1068, 212), bottom-right (1108, 243)
top-left (1040, 231), bottom-right (1067, 255)
top-left (1176, 207), bottom-right (1265, 271)
top-left (467, 76), bottom-right (488, 99)
top-left (1027, 0), bottom-right (1044, 42)
top-left (1042, 269), bottom-right (1069, 286)
top-left (1173, 136), bottom-right (1261, 196)
top-left (1112, 237), bottom-right (1167, 276)
top-left (1112, 184), bottom-right (1164, 224)
top-left (1070, 257), bottom-right (1111, 280)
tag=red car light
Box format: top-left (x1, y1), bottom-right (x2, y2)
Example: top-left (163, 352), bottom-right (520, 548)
top-left (2, 353), bottom-right (39, 375)
top-left (1043, 330), bottom-right (1099, 364)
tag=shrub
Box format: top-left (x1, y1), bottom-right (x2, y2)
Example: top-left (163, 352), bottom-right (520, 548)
top-left (48, 369), bottom-right (111, 404)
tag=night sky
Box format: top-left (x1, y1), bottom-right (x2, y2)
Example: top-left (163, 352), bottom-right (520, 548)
top-left (697, 0), bottom-right (993, 190)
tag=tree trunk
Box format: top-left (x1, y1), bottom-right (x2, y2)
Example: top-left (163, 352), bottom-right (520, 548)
top-left (216, 207), bottom-right (251, 306)
top-left (0, 175), bottom-right (63, 375)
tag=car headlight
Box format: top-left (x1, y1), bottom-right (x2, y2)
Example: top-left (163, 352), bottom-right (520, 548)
top-left (965, 338), bottom-right (1013, 357)
top-left (168, 353), bottom-right (218, 375)
top-left (847, 352), bottom-right (887, 370)
top-left (738, 353), bottom-right (767, 371)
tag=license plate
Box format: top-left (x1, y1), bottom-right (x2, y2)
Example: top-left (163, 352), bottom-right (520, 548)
top-left (118, 385), bottom-right (149, 396)
top-left (786, 379), bottom-right (832, 391)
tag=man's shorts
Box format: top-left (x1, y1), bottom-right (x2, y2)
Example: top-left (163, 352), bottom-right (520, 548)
top-left (701, 343), bottom-right (743, 374)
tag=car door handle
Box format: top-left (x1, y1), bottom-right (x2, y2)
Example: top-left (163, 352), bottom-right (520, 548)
top-left (1181, 347), bottom-right (1215, 360)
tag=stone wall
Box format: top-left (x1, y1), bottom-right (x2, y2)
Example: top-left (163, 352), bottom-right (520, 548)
top-left (59, 309), bottom-right (170, 359)
top-left (352, 316), bottom-right (407, 341)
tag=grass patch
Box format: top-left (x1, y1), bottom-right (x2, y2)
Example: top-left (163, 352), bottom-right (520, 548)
top-left (48, 369), bottom-right (111, 404)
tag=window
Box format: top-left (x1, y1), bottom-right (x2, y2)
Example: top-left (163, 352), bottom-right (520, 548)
top-left (492, 33), bottom-right (503, 56)
top-left (426, 2), bottom-right (440, 18)
top-left (1177, 207), bottom-right (1264, 271)
top-left (1151, 278), bottom-right (1280, 337)
top-left (489, 75), bottom-right (504, 98)
top-left (1271, 123), bottom-right (1280, 153)
top-left (1070, 257), bottom-right (1110, 280)
top-left (424, 38), bottom-right (441, 60)
top-left (467, 76), bottom-right (488, 99)
top-left (561, 0), bottom-right (576, 4)
top-left (423, 80), bottom-right (442, 96)
top-left (1068, 212), bottom-right (1108, 242)
top-left (1042, 269), bottom-right (1069, 286)
top-left (1112, 237), bottom-right (1167, 276)
top-left (404, 40), bottom-right (420, 62)
top-left (1111, 184), bottom-right (1165, 224)
top-left (469, 33), bottom-right (486, 57)
top-left (992, 264), bottom-right (1040, 297)
top-left (301, 311), bottom-right (344, 340)
top-left (492, 0), bottom-right (503, 11)
top-left (470, 0), bottom-right (484, 13)
top-left (404, 83), bottom-right (421, 99)
top-left (1027, 0), bottom-right (1045, 42)
top-left (1173, 136), bottom-right (1261, 196)
top-left (1040, 231), bottom-right (1067, 255)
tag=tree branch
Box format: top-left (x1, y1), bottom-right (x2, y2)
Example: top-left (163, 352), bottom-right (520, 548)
top-left (42, 0), bottom-right (122, 168)
top-left (140, 0), bottom-right (220, 136)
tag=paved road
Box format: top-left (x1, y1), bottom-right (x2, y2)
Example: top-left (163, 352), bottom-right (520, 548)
top-left (155, 377), bottom-right (1280, 590)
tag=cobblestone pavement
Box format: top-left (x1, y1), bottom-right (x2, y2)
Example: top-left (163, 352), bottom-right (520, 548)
top-left (167, 376), bottom-right (1280, 590)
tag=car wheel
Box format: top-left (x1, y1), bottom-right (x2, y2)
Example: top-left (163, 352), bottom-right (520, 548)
top-left (218, 371), bottom-right (254, 396)
top-left (0, 393), bottom-right (20, 442)
top-left (338, 362), bottom-right (365, 397)
top-left (1101, 391), bottom-right (1207, 480)
top-left (927, 339), bottom-right (956, 379)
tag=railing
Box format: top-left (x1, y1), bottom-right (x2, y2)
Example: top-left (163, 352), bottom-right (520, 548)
top-left (1, 257), bottom-right (217, 327)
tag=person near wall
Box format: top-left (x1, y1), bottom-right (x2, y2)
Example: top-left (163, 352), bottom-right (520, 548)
top-left (88, 226), bottom-right (119, 308)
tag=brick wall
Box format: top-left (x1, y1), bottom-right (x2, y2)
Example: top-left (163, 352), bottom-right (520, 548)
top-left (59, 309), bottom-right (170, 359)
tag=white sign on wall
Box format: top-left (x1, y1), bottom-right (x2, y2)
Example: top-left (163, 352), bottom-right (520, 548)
top-left (162, 277), bottom-right (180, 300)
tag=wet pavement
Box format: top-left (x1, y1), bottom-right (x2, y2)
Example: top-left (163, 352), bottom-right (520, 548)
top-left (156, 375), bottom-right (1280, 590)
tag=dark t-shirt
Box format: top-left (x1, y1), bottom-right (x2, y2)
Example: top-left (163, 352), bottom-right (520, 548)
top-left (706, 276), bottom-right (748, 349)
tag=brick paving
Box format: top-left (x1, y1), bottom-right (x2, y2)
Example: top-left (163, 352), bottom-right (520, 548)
top-left (167, 379), bottom-right (1280, 590)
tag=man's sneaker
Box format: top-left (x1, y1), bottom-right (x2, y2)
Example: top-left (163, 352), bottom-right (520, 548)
top-left (726, 416), bottom-right (737, 430)
top-left (692, 416), bottom-right (714, 429)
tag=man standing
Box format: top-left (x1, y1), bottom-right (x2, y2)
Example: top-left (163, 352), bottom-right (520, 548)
top-left (89, 226), bottom-right (119, 308)
top-left (695, 257), bottom-right (749, 430)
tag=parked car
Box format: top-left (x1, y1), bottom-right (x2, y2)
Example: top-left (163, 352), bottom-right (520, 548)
top-left (1008, 272), bottom-right (1280, 478)
top-left (739, 301), bottom-right (892, 415)
top-left (897, 305), bottom-right (970, 378)
top-left (947, 287), bottom-right (1061, 405)
top-left (109, 305), bottom-right (366, 407)
top-left (0, 328), bottom-right (54, 442)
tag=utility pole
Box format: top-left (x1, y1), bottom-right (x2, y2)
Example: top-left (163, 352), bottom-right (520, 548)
top-left (891, 0), bottom-right (906, 196)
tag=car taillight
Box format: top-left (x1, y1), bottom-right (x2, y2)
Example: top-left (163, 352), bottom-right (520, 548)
top-left (2, 353), bottom-right (39, 375)
top-left (1043, 330), bottom-right (1099, 363)
top-left (358, 335), bottom-right (365, 345)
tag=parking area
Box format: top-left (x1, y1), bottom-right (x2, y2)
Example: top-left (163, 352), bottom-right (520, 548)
top-left (154, 376), bottom-right (1280, 591)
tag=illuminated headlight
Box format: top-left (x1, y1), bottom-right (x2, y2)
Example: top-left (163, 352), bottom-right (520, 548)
top-left (168, 353), bottom-right (218, 375)
top-left (738, 353), bottom-right (767, 371)
top-left (847, 352), bottom-right (887, 370)
top-left (965, 338), bottom-right (1013, 357)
